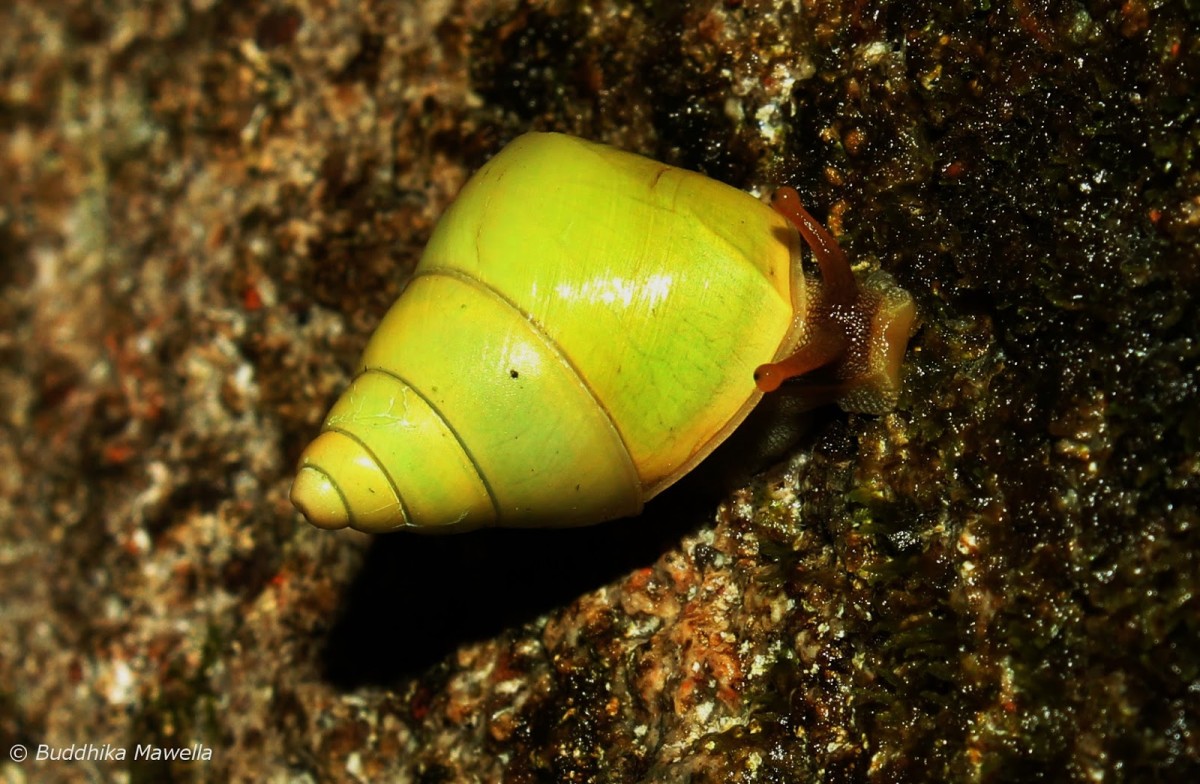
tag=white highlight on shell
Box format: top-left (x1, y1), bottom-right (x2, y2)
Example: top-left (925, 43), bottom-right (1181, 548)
top-left (553, 273), bottom-right (674, 309)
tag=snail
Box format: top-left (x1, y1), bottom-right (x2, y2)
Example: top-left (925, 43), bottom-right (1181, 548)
top-left (291, 132), bottom-right (915, 533)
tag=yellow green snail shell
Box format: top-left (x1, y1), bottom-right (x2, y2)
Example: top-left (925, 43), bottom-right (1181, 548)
top-left (290, 132), bottom-right (915, 533)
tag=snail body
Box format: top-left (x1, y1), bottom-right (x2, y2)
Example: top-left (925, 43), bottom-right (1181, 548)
top-left (291, 132), bottom-right (915, 532)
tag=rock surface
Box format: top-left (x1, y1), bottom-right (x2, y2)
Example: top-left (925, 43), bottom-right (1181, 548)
top-left (1, 1), bottom-right (1197, 781)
